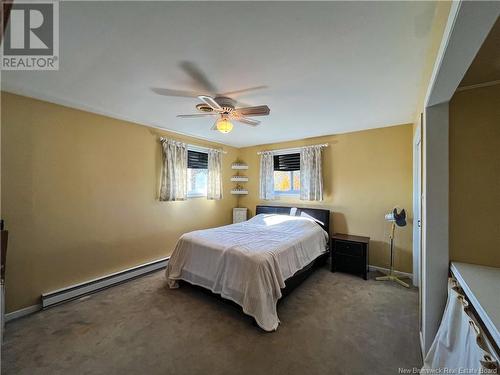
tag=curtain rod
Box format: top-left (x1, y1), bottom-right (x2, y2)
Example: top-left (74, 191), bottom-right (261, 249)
top-left (257, 143), bottom-right (329, 155)
top-left (160, 137), bottom-right (227, 154)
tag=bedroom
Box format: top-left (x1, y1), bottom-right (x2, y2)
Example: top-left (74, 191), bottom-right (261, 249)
top-left (1, 1), bottom-right (499, 374)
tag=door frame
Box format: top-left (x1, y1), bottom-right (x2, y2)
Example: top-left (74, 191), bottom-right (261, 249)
top-left (412, 119), bottom-right (422, 287)
top-left (419, 0), bottom-right (500, 355)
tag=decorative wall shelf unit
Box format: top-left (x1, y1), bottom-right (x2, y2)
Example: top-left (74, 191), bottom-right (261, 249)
top-left (231, 176), bottom-right (249, 182)
top-left (231, 161), bottom-right (249, 195)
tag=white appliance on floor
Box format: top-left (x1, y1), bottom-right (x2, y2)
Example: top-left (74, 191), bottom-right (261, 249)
top-left (233, 208), bottom-right (248, 224)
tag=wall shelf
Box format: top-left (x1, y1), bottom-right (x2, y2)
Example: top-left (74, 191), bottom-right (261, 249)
top-left (231, 189), bottom-right (248, 195)
top-left (231, 163), bottom-right (248, 170)
top-left (231, 176), bottom-right (249, 182)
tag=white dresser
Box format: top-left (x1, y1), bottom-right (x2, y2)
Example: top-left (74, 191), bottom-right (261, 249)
top-left (233, 208), bottom-right (248, 224)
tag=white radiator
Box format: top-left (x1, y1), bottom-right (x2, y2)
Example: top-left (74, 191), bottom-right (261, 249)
top-left (41, 257), bottom-right (169, 308)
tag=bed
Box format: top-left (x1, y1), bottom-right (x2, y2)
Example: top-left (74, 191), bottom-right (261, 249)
top-left (166, 205), bottom-right (330, 331)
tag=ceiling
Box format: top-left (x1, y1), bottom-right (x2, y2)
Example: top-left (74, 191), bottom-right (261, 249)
top-left (459, 17), bottom-right (500, 87)
top-left (2, 1), bottom-right (439, 147)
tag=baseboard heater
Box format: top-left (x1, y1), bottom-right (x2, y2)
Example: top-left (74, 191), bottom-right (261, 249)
top-left (41, 257), bottom-right (169, 309)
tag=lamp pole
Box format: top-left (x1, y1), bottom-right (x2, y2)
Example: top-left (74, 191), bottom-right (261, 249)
top-left (376, 211), bottom-right (410, 288)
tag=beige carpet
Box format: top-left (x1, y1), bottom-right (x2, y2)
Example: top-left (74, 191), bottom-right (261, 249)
top-left (2, 267), bottom-right (421, 375)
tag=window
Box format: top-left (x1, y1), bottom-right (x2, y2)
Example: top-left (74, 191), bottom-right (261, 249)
top-left (187, 149), bottom-right (208, 197)
top-left (273, 153), bottom-right (300, 195)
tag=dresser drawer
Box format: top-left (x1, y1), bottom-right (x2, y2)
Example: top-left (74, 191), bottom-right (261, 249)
top-left (335, 240), bottom-right (364, 257)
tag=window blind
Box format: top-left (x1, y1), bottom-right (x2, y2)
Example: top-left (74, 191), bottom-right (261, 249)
top-left (273, 153), bottom-right (300, 171)
top-left (188, 150), bottom-right (208, 169)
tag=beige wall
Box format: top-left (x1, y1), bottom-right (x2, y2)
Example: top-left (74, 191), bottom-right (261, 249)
top-left (1, 92), bottom-right (239, 312)
top-left (237, 124), bottom-right (414, 273)
top-left (413, 1), bottom-right (452, 130)
top-left (449, 84), bottom-right (500, 267)
top-left (2, 92), bottom-right (415, 313)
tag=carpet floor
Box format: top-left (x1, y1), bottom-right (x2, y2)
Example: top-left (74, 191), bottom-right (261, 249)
top-left (2, 267), bottom-right (421, 375)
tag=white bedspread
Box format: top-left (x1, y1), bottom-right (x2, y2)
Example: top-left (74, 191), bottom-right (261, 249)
top-left (166, 214), bottom-right (328, 331)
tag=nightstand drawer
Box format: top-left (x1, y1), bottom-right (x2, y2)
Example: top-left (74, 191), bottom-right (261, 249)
top-left (335, 240), bottom-right (363, 257)
top-left (334, 255), bottom-right (365, 274)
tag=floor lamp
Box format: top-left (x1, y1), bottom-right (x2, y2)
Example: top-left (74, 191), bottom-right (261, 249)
top-left (376, 208), bottom-right (410, 288)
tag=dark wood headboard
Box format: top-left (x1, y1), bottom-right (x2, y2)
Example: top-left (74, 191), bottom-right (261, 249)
top-left (255, 205), bottom-right (331, 236)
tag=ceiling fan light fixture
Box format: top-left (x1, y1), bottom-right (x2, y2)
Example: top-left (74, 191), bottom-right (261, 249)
top-left (216, 118), bottom-right (233, 134)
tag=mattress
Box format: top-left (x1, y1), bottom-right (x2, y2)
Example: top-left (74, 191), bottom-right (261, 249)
top-left (166, 214), bottom-right (328, 331)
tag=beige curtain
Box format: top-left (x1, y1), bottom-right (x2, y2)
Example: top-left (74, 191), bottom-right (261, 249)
top-left (159, 138), bottom-right (188, 201)
top-left (300, 145), bottom-right (324, 201)
top-left (207, 149), bottom-right (223, 200)
top-left (422, 278), bottom-right (499, 372)
top-left (259, 152), bottom-right (275, 200)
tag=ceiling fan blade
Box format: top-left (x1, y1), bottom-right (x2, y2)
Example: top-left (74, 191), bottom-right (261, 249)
top-left (177, 113), bottom-right (217, 118)
top-left (180, 61), bottom-right (217, 94)
top-left (151, 87), bottom-right (201, 98)
top-left (233, 105), bottom-right (270, 117)
top-left (198, 95), bottom-right (223, 112)
top-left (221, 85), bottom-right (268, 97)
top-left (233, 116), bottom-right (261, 126)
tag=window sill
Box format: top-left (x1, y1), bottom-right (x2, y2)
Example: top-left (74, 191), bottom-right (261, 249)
top-left (187, 194), bottom-right (207, 199)
top-left (273, 192), bottom-right (300, 200)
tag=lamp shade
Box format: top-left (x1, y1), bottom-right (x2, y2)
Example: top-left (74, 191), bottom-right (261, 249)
top-left (216, 118), bottom-right (233, 134)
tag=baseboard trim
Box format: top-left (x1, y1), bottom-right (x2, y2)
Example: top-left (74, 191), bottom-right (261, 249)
top-left (368, 265), bottom-right (413, 279)
top-left (5, 304), bottom-right (41, 322)
top-left (41, 257), bottom-right (169, 309)
top-left (5, 257), bottom-right (170, 322)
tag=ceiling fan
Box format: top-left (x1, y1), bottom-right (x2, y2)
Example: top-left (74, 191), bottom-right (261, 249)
top-left (152, 61), bottom-right (270, 134)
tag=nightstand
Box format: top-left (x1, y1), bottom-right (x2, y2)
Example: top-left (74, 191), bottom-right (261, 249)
top-left (331, 233), bottom-right (370, 280)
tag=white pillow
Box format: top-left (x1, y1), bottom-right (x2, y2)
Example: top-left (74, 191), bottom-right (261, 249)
top-left (300, 211), bottom-right (324, 226)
